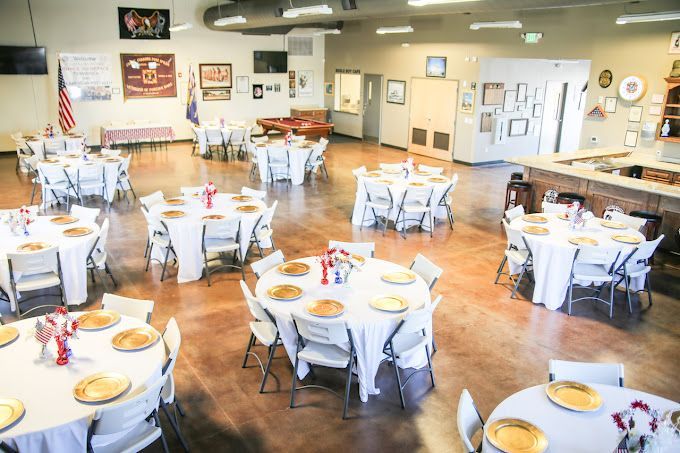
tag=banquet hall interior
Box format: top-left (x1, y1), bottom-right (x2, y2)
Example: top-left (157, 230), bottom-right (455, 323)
top-left (0, 0), bottom-right (679, 452)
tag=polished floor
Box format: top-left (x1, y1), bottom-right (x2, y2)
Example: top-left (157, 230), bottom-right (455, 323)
top-left (1, 140), bottom-right (679, 452)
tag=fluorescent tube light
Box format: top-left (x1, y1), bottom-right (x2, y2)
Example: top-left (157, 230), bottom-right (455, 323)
top-left (469, 20), bottom-right (522, 30)
top-left (214, 15), bottom-right (247, 26)
top-left (409, 0), bottom-right (481, 6)
top-left (169, 22), bottom-right (193, 32)
top-left (282, 4), bottom-right (333, 18)
top-left (376, 26), bottom-right (414, 34)
top-left (616, 10), bottom-right (680, 24)
top-left (314, 29), bottom-right (341, 35)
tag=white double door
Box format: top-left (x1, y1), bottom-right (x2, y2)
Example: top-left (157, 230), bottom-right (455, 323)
top-left (408, 78), bottom-right (458, 162)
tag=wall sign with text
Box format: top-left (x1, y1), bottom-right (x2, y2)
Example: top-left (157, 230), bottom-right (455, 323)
top-left (120, 54), bottom-right (176, 100)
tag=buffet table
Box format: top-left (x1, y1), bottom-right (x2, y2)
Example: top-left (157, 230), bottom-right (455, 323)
top-left (100, 123), bottom-right (175, 148)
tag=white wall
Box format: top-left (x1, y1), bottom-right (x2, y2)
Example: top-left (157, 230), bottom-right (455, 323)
top-left (0, 0), bottom-right (325, 150)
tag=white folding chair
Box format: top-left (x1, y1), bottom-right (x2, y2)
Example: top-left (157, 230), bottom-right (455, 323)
top-left (457, 389), bottom-right (485, 453)
top-left (380, 163), bottom-right (402, 172)
top-left (361, 180), bottom-right (393, 235)
top-left (266, 146), bottom-right (290, 183)
top-left (140, 190), bottom-right (165, 212)
top-left (437, 174), bottom-right (458, 229)
top-left (328, 240), bottom-right (375, 258)
top-left (241, 187), bottom-right (266, 199)
top-left (247, 141), bottom-right (260, 180)
top-left (101, 148), bottom-right (121, 157)
top-left (14, 137), bottom-right (31, 174)
top-left (220, 128), bottom-right (233, 160)
top-left (250, 249), bottom-right (285, 279)
top-left (115, 155), bottom-right (136, 202)
top-left (607, 211), bottom-right (647, 232)
top-left (418, 164), bottom-right (444, 175)
top-left (395, 186), bottom-right (435, 239)
top-left (410, 254), bottom-right (443, 291)
top-left (159, 317), bottom-right (188, 451)
top-left (191, 126), bottom-right (207, 157)
top-left (86, 218), bottom-right (117, 288)
top-left (141, 208), bottom-right (176, 282)
top-left (204, 127), bottom-right (225, 160)
top-left (504, 205), bottom-right (525, 222)
top-left (70, 204), bottom-right (100, 224)
top-left (44, 138), bottom-right (66, 155)
top-left (38, 164), bottom-right (77, 212)
top-left (26, 140), bottom-right (46, 160)
top-left (86, 374), bottom-right (169, 453)
top-left (603, 204), bottom-right (625, 219)
top-left (25, 156), bottom-right (42, 205)
top-left (250, 201), bottom-right (278, 257)
top-left (352, 166), bottom-right (367, 180)
top-left (495, 219), bottom-right (533, 299)
top-left (77, 163), bottom-right (109, 209)
top-left (229, 127), bottom-right (248, 160)
top-left (304, 143), bottom-right (327, 181)
top-left (291, 134), bottom-right (305, 142)
top-left (290, 314), bottom-right (356, 419)
top-left (101, 293), bottom-right (154, 323)
top-left (542, 201), bottom-right (568, 213)
top-left (202, 217), bottom-right (245, 283)
top-left (567, 245), bottom-right (624, 318)
top-left (614, 235), bottom-right (664, 312)
top-left (548, 359), bottom-right (624, 387)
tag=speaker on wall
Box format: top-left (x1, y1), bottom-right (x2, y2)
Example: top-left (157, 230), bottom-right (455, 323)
top-left (274, 7), bottom-right (283, 17)
top-left (341, 0), bottom-right (357, 10)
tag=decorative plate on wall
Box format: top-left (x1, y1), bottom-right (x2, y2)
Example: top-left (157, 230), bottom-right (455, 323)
top-left (598, 69), bottom-right (612, 88)
top-left (618, 75), bottom-right (647, 102)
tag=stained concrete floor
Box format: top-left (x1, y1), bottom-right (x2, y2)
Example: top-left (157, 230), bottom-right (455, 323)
top-left (1, 139), bottom-right (678, 452)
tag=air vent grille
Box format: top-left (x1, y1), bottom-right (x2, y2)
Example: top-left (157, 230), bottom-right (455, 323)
top-left (287, 36), bottom-right (313, 56)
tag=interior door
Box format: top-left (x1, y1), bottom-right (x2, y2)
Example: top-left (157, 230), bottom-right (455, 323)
top-left (408, 78), bottom-right (458, 161)
top-left (538, 81), bottom-right (568, 155)
top-left (362, 74), bottom-right (382, 143)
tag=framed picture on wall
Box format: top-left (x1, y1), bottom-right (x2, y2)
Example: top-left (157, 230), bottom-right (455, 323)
top-left (669, 31), bottom-right (680, 54)
top-left (298, 70), bottom-right (313, 97)
top-left (253, 84), bottom-right (263, 99)
top-left (236, 76), bottom-right (249, 93)
top-left (604, 97), bottom-right (617, 113)
top-left (202, 89), bottom-right (230, 101)
top-left (628, 105), bottom-right (643, 122)
top-left (325, 82), bottom-right (334, 96)
top-left (386, 80), bottom-right (406, 104)
top-left (503, 90), bottom-right (517, 112)
top-left (509, 118), bottom-right (529, 136)
top-left (460, 90), bottom-right (475, 113)
top-left (517, 83), bottom-right (528, 102)
top-left (624, 130), bottom-right (638, 147)
top-left (532, 103), bottom-right (543, 118)
top-left (118, 8), bottom-right (170, 40)
top-left (289, 70), bottom-right (296, 79)
top-left (483, 83), bottom-right (504, 105)
top-left (199, 64), bottom-right (232, 89)
top-left (120, 53), bottom-right (176, 100)
top-left (426, 56), bottom-right (446, 78)
top-left (480, 112), bottom-right (492, 132)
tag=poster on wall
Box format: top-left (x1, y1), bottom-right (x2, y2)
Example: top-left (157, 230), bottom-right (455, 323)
top-left (426, 56), bottom-right (446, 78)
top-left (669, 32), bottom-right (680, 54)
top-left (120, 53), bottom-right (176, 100)
top-left (298, 70), bottom-right (314, 97)
top-left (253, 84), bottom-right (263, 99)
top-left (386, 80), bottom-right (405, 104)
top-left (59, 53), bottom-right (112, 101)
top-left (460, 90), bottom-right (474, 113)
top-left (236, 76), bottom-right (249, 93)
top-left (199, 64), bottom-right (232, 89)
top-left (118, 7), bottom-right (170, 39)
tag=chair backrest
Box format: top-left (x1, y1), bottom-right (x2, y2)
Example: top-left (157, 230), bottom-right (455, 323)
top-left (457, 389), bottom-right (484, 453)
top-left (38, 164), bottom-right (69, 184)
top-left (505, 205), bottom-right (525, 222)
top-left (26, 155), bottom-right (40, 173)
top-left (118, 155), bottom-right (131, 176)
top-left (258, 200), bottom-right (278, 229)
top-left (502, 219), bottom-right (527, 250)
top-left (395, 304), bottom-right (432, 335)
top-left (250, 249), bottom-right (285, 278)
top-left (162, 317), bottom-right (181, 376)
top-left (7, 246), bottom-right (60, 276)
top-left (192, 126), bottom-right (207, 143)
top-left (101, 148), bottom-right (121, 157)
top-left (202, 217), bottom-right (240, 241)
top-left (603, 204), bottom-right (625, 218)
top-left (542, 201), bottom-right (568, 213)
top-left (319, 137), bottom-right (329, 149)
top-left (307, 143), bottom-right (324, 163)
top-left (101, 293), bottom-right (154, 323)
top-left (352, 166), bottom-right (367, 181)
top-left (180, 186), bottom-right (204, 197)
top-left (140, 206), bottom-right (165, 234)
top-left (91, 374), bottom-right (167, 436)
top-left (418, 164), bottom-right (444, 175)
top-left (140, 191), bottom-right (165, 211)
top-left (10, 131), bottom-right (23, 141)
top-left (240, 280), bottom-right (271, 322)
top-left (410, 254), bottom-right (443, 290)
top-left (26, 141), bottom-right (45, 159)
top-left (95, 218), bottom-right (111, 254)
top-left (449, 173), bottom-right (459, 191)
top-left (291, 314), bottom-right (350, 345)
top-left (548, 359), bottom-right (624, 387)
top-left (70, 205), bottom-right (100, 224)
top-left (220, 128), bottom-right (232, 144)
top-left (291, 135), bottom-right (306, 141)
top-left (364, 180), bottom-right (393, 205)
top-left (574, 244), bottom-right (621, 266)
top-left (628, 234), bottom-right (664, 262)
top-left (241, 187), bottom-right (266, 199)
top-left (401, 186), bottom-right (434, 206)
top-left (44, 138), bottom-right (66, 153)
top-left (244, 126), bottom-right (252, 143)
top-left (230, 128), bottom-right (246, 143)
top-left (328, 240), bottom-right (375, 258)
top-left (267, 146), bottom-right (288, 162)
top-left (205, 127), bottom-right (223, 144)
top-left (252, 135), bottom-right (268, 144)
top-left (607, 211), bottom-right (647, 232)
top-left (380, 163), bottom-right (402, 172)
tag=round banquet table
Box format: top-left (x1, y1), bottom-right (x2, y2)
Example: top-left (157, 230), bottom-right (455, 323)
top-left (351, 170), bottom-right (452, 231)
top-left (0, 312), bottom-right (165, 452)
top-left (255, 139), bottom-right (321, 186)
top-left (194, 125), bottom-right (244, 157)
top-left (0, 216), bottom-right (100, 311)
top-left (509, 213), bottom-right (646, 311)
top-left (255, 256), bottom-right (432, 402)
top-left (482, 383), bottom-right (680, 452)
top-left (148, 193), bottom-right (269, 283)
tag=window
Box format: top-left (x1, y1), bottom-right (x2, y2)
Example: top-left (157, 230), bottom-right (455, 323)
top-left (334, 72), bottom-right (361, 115)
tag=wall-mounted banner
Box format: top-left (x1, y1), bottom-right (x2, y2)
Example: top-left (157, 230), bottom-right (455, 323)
top-left (118, 7), bottom-right (170, 40)
top-left (59, 53), bottom-right (112, 101)
top-left (120, 54), bottom-right (177, 100)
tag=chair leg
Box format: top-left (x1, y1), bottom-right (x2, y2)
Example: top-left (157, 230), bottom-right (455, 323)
top-left (160, 244), bottom-right (171, 282)
top-left (260, 340), bottom-right (278, 393)
top-left (238, 249), bottom-right (246, 280)
top-left (153, 411), bottom-right (170, 453)
top-left (646, 273), bottom-right (653, 306)
top-left (160, 400), bottom-right (189, 452)
top-left (511, 263), bottom-right (527, 299)
top-left (390, 346), bottom-right (405, 409)
top-left (494, 255), bottom-right (508, 284)
top-left (342, 356), bottom-right (353, 420)
top-left (360, 205), bottom-right (368, 231)
top-left (145, 242), bottom-right (154, 271)
top-left (609, 280), bottom-right (615, 319)
top-left (204, 250), bottom-right (211, 287)
top-left (567, 278), bottom-right (573, 316)
top-left (242, 333), bottom-right (255, 368)
top-left (425, 344), bottom-right (436, 387)
top-left (447, 205), bottom-right (454, 229)
top-left (104, 262), bottom-right (117, 287)
top-left (623, 273), bottom-right (632, 314)
top-left (290, 350), bottom-right (300, 409)
top-left (175, 398), bottom-right (186, 417)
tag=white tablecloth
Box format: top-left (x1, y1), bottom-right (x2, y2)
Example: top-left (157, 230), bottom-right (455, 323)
top-left (100, 124), bottom-right (174, 148)
top-left (255, 256), bottom-right (432, 403)
top-left (25, 135), bottom-right (87, 155)
top-left (148, 194), bottom-right (269, 283)
top-left (0, 313), bottom-right (165, 452)
top-left (508, 214), bottom-right (646, 310)
top-left (38, 154), bottom-right (123, 203)
top-left (255, 140), bottom-right (318, 186)
top-left (482, 383), bottom-right (679, 452)
top-left (351, 171), bottom-right (451, 230)
top-left (194, 126), bottom-right (244, 156)
top-left (0, 217), bottom-right (100, 311)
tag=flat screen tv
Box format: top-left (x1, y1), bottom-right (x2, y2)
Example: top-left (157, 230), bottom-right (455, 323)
top-left (0, 46), bottom-right (48, 75)
top-left (254, 51), bottom-right (287, 74)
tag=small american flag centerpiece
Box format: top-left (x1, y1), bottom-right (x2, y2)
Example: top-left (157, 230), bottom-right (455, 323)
top-left (317, 248), bottom-right (362, 286)
top-left (201, 181), bottom-right (218, 209)
top-left (35, 307), bottom-right (79, 365)
top-left (285, 131), bottom-right (293, 147)
top-left (15, 205), bottom-right (34, 236)
top-left (611, 400), bottom-right (664, 453)
top-left (401, 157), bottom-right (416, 177)
top-left (567, 201), bottom-right (594, 231)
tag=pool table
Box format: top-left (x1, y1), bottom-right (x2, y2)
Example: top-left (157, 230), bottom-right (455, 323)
top-left (256, 117), bottom-right (334, 138)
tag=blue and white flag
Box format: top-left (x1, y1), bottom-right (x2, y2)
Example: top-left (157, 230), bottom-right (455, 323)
top-left (186, 64), bottom-right (199, 125)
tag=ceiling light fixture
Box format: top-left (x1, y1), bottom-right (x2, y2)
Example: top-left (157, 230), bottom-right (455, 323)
top-left (401, 42), bottom-right (411, 47)
top-left (214, 0), bottom-right (246, 26)
top-left (282, 3), bottom-right (333, 19)
top-left (408, 0), bottom-right (482, 6)
top-left (169, 0), bottom-right (193, 32)
top-left (376, 25), bottom-right (414, 34)
top-left (469, 20), bottom-right (522, 30)
top-left (615, 10), bottom-right (680, 24)
top-left (314, 29), bottom-right (341, 35)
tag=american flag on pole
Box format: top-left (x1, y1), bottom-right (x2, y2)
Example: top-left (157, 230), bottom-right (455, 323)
top-left (57, 59), bottom-right (76, 133)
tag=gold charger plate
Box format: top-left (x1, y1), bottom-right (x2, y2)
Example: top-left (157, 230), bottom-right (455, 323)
top-left (307, 299), bottom-right (345, 317)
top-left (164, 198), bottom-right (185, 206)
top-left (50, 215), bottom-right (79, 225)
top-left (191, 192), bottom-right (202, 198)
top-left (16, 241), bottom-right (51, 252)
top-left (612, 234), bottom-right (641, 244)
top-left (364, 172), bottom-right (381, 178)
top-left (65, 153), bottom-right (80, 158)
top-left (383, 169), bottom-right (402, 174)
top-left (73, 372), bottom-right (131, 403)
top-left (601, 220), bottom-right (627, 230)
top-left (161, 210), bottom-right (186, 219)
top-left (41, 159), bottom-right (59, 164)
top-left (381, 271), bottom-right (417, 284)
top-left (0, 398), bottom-right (25, 431)
top-left (236, 205), bottom-right (260, 213)
top-left (232, 195), bottom-right (253, 202)
top-left (408, 182), bottom-right (427, 187)
top-left (568, 237), bottom-right (599, 246)
top-left (349, 254), bottom-right (366, 264)
top-left (112, 327), bottom-right (160, 351)
top-left (63, 227), bottom-right (93, 237)
top-left (278, 262), bottom-right (311, 276)
top-left (486, 418), bottom-right (548, 453)
top-left (414, 170), bottom-right (431, 176)
top-left (78, 310), bottom-right (121, 331)
top-left (522, 226), bottom-right (549, 235)
top-left (545, 380), bottom-right (602, 412)
top-left (104, 158), bottom-right (121, 163)
top-left (369, 295), bottom-right (409, 313)
top-left (0, 326), bottom-right (19, 347)
top-left (427, 177), bottom-right (448, 183)
top-left (267, 284), bottom-right (303, 301)
top-left (376, 179), bottom-right (394, 185)
top-left (557, 213), bottom-right (570, 221)
top-left (202, 214), bottom-right (225, 221)
top-left (522, 215), bottom-right (548, 224)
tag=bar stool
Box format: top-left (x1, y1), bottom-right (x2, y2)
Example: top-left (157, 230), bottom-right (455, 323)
top-left (556, 192), bottom-right (586, 205)
top-left (629, 210), bottom-right (663, 241)
top-left (504, 180), bottom-right (532, 213)
top-left (510, 172), bottom-right (523, 181)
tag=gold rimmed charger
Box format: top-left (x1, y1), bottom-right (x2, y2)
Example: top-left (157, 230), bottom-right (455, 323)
top-left (16, 242), bottom-right (51, 252)
top-left (364, 172), bottom-right (381, 178)
top-left (73, 372), bottom-right (131, 403)
top-left (41, 158), bottom-right (59, 164)
top-left (307, 299), bottom-right (345, 317)
top-left (0, 398), bottom-right (25, 431)
top-left (381, 271), bottom-right (417, 284)
top-left (191, 192), bottom-right (202, 199)
top-left (236, 205), bottom-right (260, 213)
top-left (383, 169), bottom-right (402, 175)
top-left (350, 254), bottom-right (366, 264)
top-left (545, 381), bottom-right (602, 412)
top-left (556, 213), bottom-right (570, 221)
top-left (612, 234), bottom-right (641, 244)
top-left (522, 214), bottom-right (548, 224)
top-left (64, 153), bottom-right (80, 158)
top-left (486, 418), bottom-right (548, 453)
top-left (267, 284), bottom-right (303, 301)
top-left (568, 237), bottom-right (599, 246)
top-left (375, 179), bottom-right (394, 185)
top-left (601, 220), bottom-right (627, 230)
top-left (164, 198), bottom-right (185, 206)
top-left (202, 214), bottom-right (225, 221)
top-left (408, 182), bottom-right (428, 187)
top-left (112, 327), bottom-right (160, 351)
top-left (231, 195), bottom-right (253, 202)
top-left (160, 210), bottom-right (186, 219)
top-left (50, 215), bottom-right (78, 225)
top-left (78, 310), bottom-right (121, 331)
top-left (63, 227), bottom-right (93, 237)
top-left (278, 262), bottom-right (311, 276)
top-left (0, 325), bottom-right (19, 347)
top-left (413, 170), bottom-right (431, 176)
top-left (427, 177), bottom-right (449, 183)
top-left (369, 295), bottom-right (409, 313)
top-left (522, 226), bottom-right (549, 235)
top-left (104, 158), bottom-right (121, 163)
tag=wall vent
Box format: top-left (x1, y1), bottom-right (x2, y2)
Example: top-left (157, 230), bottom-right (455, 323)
top-left (287, 36), bottom-right (313, 56)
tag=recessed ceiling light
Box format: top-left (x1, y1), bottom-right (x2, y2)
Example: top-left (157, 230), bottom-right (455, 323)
top-left (314, 29), bottom-right (341, 35)
top-left (469, 20), bottom-right (522, 30)
top-left (376, 26), bottom-right (414, 34)
top-left (401, 42), bottom-right (411, 47)
top-left (283, 4), bottom-right (333, 19)
top-left (616, 10), bottom-right (680, 24)
top-left (409, 0), bottom-right (482, 6)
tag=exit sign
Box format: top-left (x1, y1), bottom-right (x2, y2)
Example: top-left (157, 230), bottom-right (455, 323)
top-left (522, 32), bottom-right (543, 44)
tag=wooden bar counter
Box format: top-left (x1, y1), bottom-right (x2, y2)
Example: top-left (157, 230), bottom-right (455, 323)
top-left (507, 147), bottom-right (680, 252)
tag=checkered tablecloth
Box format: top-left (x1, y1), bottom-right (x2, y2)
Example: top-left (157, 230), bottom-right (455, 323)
top-left (100, 124), bottom-right (175, 147)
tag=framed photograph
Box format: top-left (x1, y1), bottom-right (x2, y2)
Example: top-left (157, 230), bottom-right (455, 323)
top-left (532, 103), bottom-right (543, 118)
top-left (460, 90), bottom-right (475, 113)
top-left (494, 107), bottom-right (502, 115)
top-left (624, 130), bottom-right (638, 147)
top-left (503, 90), bottom-right (517, 112)
top-left (535, 86), bottom-right (544, 102)
top-left (509, 118), bottom-right (528, 136)
top-left (517, 83), bottom-right (527, 102)
top-left (265, 85), bottom-right (272, 92)
top-left (202, 89), bottom-right (230, 101)
top-left (289, 88), bottom-right (296, 98)
top-left (253, 84), bottom-right (263, 99)
top-left (604, 97), bottom-right (617, 113)
top-left (120, 53), bottom-right (176, 100)
top-left (480, 112), bottom-right (492, 132)
top-left (236, 76), bottom-right (249, 93)
top-left (325, 82), bottom-right (334, 96)
top-left (649, 105), bottom-right (661, 116)
top-left (118, 7), bottom-right (170, 40)
top-left (289, 79), bottom-right (296, 89)
top-left (628, 105), bottom-right (643, 122)
top-left (298, 70), bottom-right (313, 97)
top-left (386, 80), bottom-right (406, 104)
top-left (669, 31), bottom-right (680, 54)
top-left (274, 83), bottom-right (281, 93)
top-left (199, 64), bottom-right (232, 89)
top-left (426, 56), bottom-right (446, 78)
top-left (289, 70), bottom-right (296, 79)
top-left (483, 83), bottom-right (504, 105)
